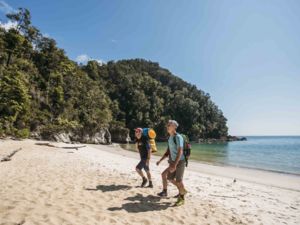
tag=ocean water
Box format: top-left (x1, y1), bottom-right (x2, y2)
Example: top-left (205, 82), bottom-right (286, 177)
top-left (121, 136), bottom-right (300, 175)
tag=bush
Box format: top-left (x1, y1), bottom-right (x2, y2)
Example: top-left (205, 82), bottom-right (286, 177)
top-left (40, 118), bottom-right (80, 139)
top-left (15, 128), bottom-right (30, 138)
top-left (0, 127), bottom-right (5, 138)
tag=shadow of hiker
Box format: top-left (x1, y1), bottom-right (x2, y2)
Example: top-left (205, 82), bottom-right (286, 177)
top-left (125, 193), bottom-right (161, 203)
top-left (85, 184), bottom-right (131, 192)
top-left (107, 193), bottom-right (172, 213)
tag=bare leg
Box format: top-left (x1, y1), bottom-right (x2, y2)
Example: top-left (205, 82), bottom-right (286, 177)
top-left (177, 181), bottom-right (185, 194)
top-left (146, 171), bottom-right (152, 181)
top-left (161, 168), bottom-right (169, 190)
top-left (136, 167), bottom-right (145, 178)
top-left (169, 179), bottom-right (185, 195)
top-left (169, 179), bottom-right (177, 186)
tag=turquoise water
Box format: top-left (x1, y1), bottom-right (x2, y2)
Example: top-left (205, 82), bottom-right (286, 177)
top-left (121, 136), bottom-right (300, 175)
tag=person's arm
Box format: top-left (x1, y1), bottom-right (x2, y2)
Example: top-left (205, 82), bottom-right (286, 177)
top-left (156, 148), bottom-right (170, 165)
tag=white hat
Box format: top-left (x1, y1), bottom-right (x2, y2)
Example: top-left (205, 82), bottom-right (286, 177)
top-left (168, 120), bottom-right (179, 128)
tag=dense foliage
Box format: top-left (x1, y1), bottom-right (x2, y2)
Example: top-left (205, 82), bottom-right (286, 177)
top-left (0, 9), bottom-right (228, 140)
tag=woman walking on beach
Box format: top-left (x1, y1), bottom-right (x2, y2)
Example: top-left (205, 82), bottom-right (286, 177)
top-left (135, 128), bottom-right (153, 188)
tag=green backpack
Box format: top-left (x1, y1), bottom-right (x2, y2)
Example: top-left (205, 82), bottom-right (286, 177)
top-left (172, 133), bottom-right (192, 167)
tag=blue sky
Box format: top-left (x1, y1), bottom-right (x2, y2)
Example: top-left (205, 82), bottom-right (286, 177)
top-left (1, 0), bottom-right (300, 135)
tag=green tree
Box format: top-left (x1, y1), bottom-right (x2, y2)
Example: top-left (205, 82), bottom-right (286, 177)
top-left (0, 8), bottom-right (228, 141)
top-left (0, 67), bottom-right (30, 136)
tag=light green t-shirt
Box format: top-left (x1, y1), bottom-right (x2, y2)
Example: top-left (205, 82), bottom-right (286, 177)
top-left (168, 133), bottom-right (184, 161)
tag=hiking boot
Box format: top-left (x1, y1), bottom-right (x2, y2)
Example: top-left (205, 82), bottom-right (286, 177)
top-left (175, 196), bottom-right (185, 206)
top-left (141, 177), bottom-right (147, 187)
top-left (174, 193), bottom-right (180, 198)
top-left (174, 189), bottom-right (188, 198)
top-left (157, 190), bottom-right (168, 197)
top-left (147, 181), bottom-right (153, 188)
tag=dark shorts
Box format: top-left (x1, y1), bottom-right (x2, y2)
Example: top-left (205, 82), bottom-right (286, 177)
top-left (167, 160), bottom-right (185, 182)
top-left (136, 159), bottom-right (149, 172)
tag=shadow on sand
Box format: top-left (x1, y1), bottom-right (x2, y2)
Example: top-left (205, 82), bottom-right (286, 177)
top-left (85, 184), bottom-right (132, 192)
top-left (107, 193), bottom-right (172, 213)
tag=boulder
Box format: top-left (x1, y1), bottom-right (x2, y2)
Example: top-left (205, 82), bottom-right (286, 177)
top-left (110, 127), bottom-right (131, 143)
top-left (227, 136), bottom-right (247, 141)
top-left (197, 136), bottom-right (247, 143)
top-left (30, 131), bottom-right (42, 140)
top-left (53, 132), bottom-right (72, 143)
top-left (71, 128), bottom-right (111, 144)
top-left (87, 128), bottom-right (111, 144)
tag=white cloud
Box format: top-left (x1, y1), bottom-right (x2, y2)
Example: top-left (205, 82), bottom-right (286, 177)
top-left (75, 54), bottom-right (105, 65)
top-left (0, 1), bottom-right (16, 14)
top-left (43, 33), bottom-right (50, 38)
top-left (0, 20), bottom-right (17, 30)
top-left (75, 54), bottom-right (89, 64)
top-left (95, 59), bottom-right (104, 65)
top-left (0, 1), bottom-right (18, 31)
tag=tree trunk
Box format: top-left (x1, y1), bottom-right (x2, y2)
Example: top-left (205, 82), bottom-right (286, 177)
top-left (6, 52), bottom-right (12, 66)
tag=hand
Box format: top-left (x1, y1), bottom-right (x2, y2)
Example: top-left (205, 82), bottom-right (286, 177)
top-left (156, 160), bottom-right (160, 166)
top-left (146, 159), bottom-right (150, 166)
top-left (169, 164), bottom-right (176, 173)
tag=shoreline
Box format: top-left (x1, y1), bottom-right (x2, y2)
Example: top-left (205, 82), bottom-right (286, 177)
top-left (120, 143), bottom-right (300, 178)
top-left (93, 143), bottom-right (300, 192)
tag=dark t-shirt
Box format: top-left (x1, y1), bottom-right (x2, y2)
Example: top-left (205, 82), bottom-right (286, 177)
top-left (136, 136), bottom-right (150, 160)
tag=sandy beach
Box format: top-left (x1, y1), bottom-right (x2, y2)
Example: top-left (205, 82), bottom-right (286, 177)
top-left (0, 139), bottom-right (299, 225)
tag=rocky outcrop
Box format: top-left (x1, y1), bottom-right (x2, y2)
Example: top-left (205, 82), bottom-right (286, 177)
top-left (198, 136), bottom-right (247, 143)
top-left (53, 132), bottom-right (72, 143)
top-left (109, 126), bottom-right (131, 143)
top-left (227, 136), bottom-right (247, 142)
top-left (79, 128), bottom-right (111, 144)
top-left (39, 127), bottom-right (112, 144)
top-left (30, 131), bottom-right (42, 140)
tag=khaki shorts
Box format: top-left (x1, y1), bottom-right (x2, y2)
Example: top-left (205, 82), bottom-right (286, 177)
top-left (167, 160), bottom-right (185, 182)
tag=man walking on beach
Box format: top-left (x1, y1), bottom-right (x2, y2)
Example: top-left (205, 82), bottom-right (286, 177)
top-left (135, 128), bottom-right (153, 188)
top-left (156, 120), bottom-right (187, 206)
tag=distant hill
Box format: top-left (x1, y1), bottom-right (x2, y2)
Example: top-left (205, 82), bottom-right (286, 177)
top-left (0, 8), bottom-right (228, 142)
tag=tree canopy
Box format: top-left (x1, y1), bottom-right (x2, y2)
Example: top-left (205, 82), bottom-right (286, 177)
top-left (0, 8), bottom-right (228, 140)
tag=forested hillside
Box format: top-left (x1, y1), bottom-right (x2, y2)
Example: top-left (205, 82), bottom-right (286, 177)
top-left (0, 8), bottom-right (228, 142)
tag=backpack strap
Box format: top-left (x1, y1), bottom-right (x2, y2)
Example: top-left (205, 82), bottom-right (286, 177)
top-left (172, 134), bottom-right (177, 146)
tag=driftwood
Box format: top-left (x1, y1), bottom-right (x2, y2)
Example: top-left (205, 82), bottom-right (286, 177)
top-left (35, 143), bottom-right (57, 147)
top-left (35, 142), bottom-right (86, 150)
top-left (61, 145), bottom-right (86, 150)
top-left (0, 148), bottom-right (22, 162)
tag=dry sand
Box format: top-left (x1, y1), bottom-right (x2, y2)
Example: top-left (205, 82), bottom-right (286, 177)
top-left (0, 139), bottom-right (299, 225)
